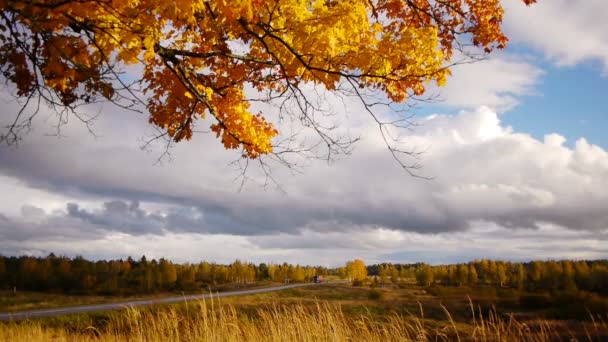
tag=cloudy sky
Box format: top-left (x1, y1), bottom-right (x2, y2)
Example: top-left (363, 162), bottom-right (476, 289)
top-left (1, 0), bottom-right (607, 266)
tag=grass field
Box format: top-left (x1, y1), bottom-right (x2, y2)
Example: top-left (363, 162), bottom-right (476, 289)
top-left (2, 283), bottom-right (608, 341)
top-left (0, 281), bottom-right (283, 312)
top-left (0, 290), bottom-right (178, 313)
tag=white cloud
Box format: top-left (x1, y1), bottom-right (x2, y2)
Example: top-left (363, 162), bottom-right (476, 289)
top-left (503, 0), bottom-right (608, 73)
top-left (436, 56), bottom-right (543, 111)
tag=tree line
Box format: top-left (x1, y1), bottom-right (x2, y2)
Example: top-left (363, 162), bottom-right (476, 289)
top-left (0, 254), bottom-right (335, 295)
top-left (368, 260), bottom-right (608, 295)
top-left (4, 255), bottom-right (605, 296)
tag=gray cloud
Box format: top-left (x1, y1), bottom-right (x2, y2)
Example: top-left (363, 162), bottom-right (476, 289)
top-left (1, 104), bottom-right (608, 242)
top-left (6, 220), bottom-right (604, 266)
top-left (66, 201), bottom-right (165, 235)
top-left (0, 208), bottom-right (106, 243)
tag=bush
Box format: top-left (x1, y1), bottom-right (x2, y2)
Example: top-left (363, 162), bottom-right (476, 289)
top-left (352, 279), bottom-right (364, 287)
top-left (367, 289), bottom-right (383, 301)
top-left (519, 293), bottom-right (551, 309)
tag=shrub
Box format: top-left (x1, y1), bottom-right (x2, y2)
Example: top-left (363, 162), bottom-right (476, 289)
top-left (367, 290), bottom-right (383, 301)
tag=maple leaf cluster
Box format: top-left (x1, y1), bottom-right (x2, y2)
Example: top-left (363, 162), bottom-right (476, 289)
top-left (0, 0), bottom-right (536, 158)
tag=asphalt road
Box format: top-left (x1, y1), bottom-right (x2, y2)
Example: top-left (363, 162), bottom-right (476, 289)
top-left (0, 282), bottom-right (323, 321)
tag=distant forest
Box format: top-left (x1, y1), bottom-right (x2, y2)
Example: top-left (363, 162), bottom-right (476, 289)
top-left (367, 260), bottom-right (608, 296)
top-left (0, 254), bottom-right (332, 295)
top-left (1, 255), bottom-right (607, 297)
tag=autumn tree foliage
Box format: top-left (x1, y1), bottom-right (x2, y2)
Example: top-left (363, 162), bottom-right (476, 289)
top-left (344, 259), bottom-right (368, 281)
top-left (368, 259), bottom-right (608, 296)
top-left (378, 263), bottom-right (400, 283)
top-left (415, 263), bottom-right (434, 287)
top-left (1, 0), bottom-right (536, 168)
top-left (0, 255), bottom-right (330, 294)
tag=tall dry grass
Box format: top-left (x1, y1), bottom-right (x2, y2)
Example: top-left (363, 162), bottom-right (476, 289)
top-left (1, 299), bottom-right (606, 341)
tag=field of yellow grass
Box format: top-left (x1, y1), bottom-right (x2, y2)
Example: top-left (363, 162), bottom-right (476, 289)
top-left (2, 298), bottom-right (607, 342)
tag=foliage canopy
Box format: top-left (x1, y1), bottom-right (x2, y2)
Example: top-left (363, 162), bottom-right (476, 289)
top-left (1, 0), bottom-right (536, 163)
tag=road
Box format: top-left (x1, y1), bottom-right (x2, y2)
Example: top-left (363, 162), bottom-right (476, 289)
top-left (0, 282), bottom-right (324, 321)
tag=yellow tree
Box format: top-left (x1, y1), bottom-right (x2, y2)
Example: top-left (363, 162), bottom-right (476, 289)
top-left (159, 258), bottom-right (177, 289)
top-left (389, 264), bottom-right (399, 283)
top-left (561, 260), bottom-right (577, 291)
top-left (1, 0), bottom-right (536, 168)
top-left (346, 259), bottom-right (367, 281)
top-left (514, 263), bottom-right (525, 290)
top-left (468, 264), bottom-right (478, 286)
top-left (495, 261), bottom-right (507, 287)
top-left (289, 265), bottom-right (306, 282)
top-left (415, 264), bottom-right (434, 287)
top-left (455, 263), bottom-right (468, 286)
top-left (378, 264), bottom-right (389, 283)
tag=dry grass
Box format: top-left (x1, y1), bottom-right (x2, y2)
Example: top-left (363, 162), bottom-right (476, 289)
top-left (1, 298), bottom-right (607, 342)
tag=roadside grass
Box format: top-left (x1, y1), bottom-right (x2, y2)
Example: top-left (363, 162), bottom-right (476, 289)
top-left (2, 284), bottom-right (608, 341)
top-left (0, 291), bottom-right (124, 312)
top-left (0, 281), bottom-right (281, 312)
top-left (2, 297), bottom-right (607, 341)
